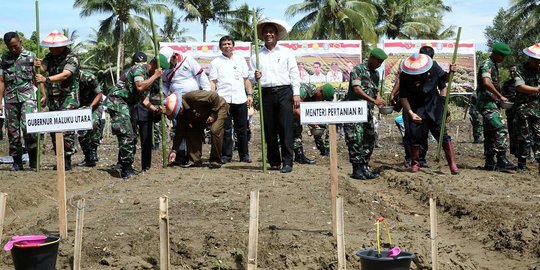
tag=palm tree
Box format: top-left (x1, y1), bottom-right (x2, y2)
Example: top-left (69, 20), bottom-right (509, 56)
top-left (81, 28), bottom-right (117, 86)
top-left (221, 3), bottom-right (263, 41)
top-left (73, 0), bottom-right (167, 80)
top-left (175, 0), bottom-right (232, 42)
top-left (62, 28), bottom-right (84, 54)
top-left (160, 9), bottom-right (196, 42)
top-left (509, 0), bottom-right (540, 41)
top-left (286, 0), bottom-right (378, 42)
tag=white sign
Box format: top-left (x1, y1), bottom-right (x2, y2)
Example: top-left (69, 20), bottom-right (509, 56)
top-left (300, 101), bottom-right (368, 124)
top-left (26, 109), bottom-right (93, 133)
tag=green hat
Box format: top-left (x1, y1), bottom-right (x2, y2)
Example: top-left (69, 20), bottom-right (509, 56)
top-left (370, 48), bottom-right (388, 61)
top-left (321, 83), bottom-right (335, 101)
top-left (492, 42), bottom-right (511, 56)
top-left (154, 53), bottom-right (170, 69)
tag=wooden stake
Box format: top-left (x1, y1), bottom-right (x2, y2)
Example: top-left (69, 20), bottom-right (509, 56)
top-left (247, 190), bottom-right (260, 270)
top-left (73, 199), bottom-right (85, 270)
top-left (56, 132), bottom-right (68, 238)
top-left (159, 196), bottom-right (170, 270)
top-left (336, 196), bottom-right (346, 270)
top-left (329, 124), bottom-right (338, 236)
top-left (0, 193), bottom-right (7, 242)
top-left (430, 197), bottom-right (438, 270)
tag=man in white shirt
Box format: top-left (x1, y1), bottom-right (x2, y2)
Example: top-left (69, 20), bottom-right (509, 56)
top-left (309, 61), bottom-right (327, 83)
top-left (326, 62), bottom-right (343, 82)
top-left (297, 62), bottom-right (310, 83)
top-left (251, 19), bottom-right (300, 173)
top-left (210, 36), bottom-right (253, 163)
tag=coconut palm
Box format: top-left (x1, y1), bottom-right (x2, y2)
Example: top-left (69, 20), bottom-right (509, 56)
top-left (286, 0), bottom-right (378, 42)
top-left (175, 0), bottom-right (232, 42)
top-left (81, 28), bottom-right (117, 87)
top-left (220, 3), bottom-right (264, 42)
top-left (62, 28), bottom-right (85, 54)
top-left (509, 0), bottom-right (540, 41)
top-left (160, 9), bottom-right (196, 42)
top-left (73, 0), bottom-right (167, 80)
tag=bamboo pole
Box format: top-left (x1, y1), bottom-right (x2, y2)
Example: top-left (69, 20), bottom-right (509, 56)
top-left (247, 190), bottom-right (260, 270)
top-left (34, 0), bottom-right (43, 172)
top-left (73, 199), bottom-right (86, 270)
top-left (148, 9), bottom-right (167, 168)
top-left (56, 133), bottom-right (68, 238)
top-left (430, 197), bottom-right (438, 270)
top-left (436, 27), bottom-right (462, 161)
top-left (336, 196), bottom-right (346, 270)
top-left (252, 9), bottom-right (267, 173)
top-left (159, 196), bottom-right (170, 270)
top-left (0, 193), bottom-right (7, 243)
top-left (329, 124), bottom-right (338, 236)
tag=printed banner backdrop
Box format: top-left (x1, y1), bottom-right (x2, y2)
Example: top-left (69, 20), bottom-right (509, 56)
top-left (383, 40), bottom-right (476, 94)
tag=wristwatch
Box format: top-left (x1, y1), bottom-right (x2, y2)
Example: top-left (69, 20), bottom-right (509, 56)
top-left (45, 77), bottom-right (51, 84)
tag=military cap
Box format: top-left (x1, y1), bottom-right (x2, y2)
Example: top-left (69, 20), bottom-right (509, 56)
top-left (492, 42), bottom-right (511, 56)
top-left (132, 52), bottom-right (147, 63)
top-left (370, 48), bottom-right (388, 61)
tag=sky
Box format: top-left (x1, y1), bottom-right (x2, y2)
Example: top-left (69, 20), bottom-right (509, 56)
top-left (0, 0), bottom-right (510, 51)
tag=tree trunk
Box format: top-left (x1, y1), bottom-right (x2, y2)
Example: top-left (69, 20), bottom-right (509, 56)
top-left (202, 21), bottom-right (207, 42)
top-left (116, 23), bottom-right (125, 81)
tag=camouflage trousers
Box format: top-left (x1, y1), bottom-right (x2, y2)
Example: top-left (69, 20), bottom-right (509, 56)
top-left (108, 98), bottom-right (137, 165)
top-left (468, 105), bottom-right (483, 140)
top-left (49, 95), bottom-right (79, 156)
top-left (481, 108), bottom-right (508, 156)
top-left (293, 118), bottom-right (329, 152)
top-left (313, 124), bottom-right (329, 153)
top-left (5, 101), bottom-right (37, 156)
top-left (513, 105), bottom-right (540, 161)
top-left (154, 122), bottom-right (162, 145)
top-left (344, 115), bottom-right (376, 164)
top-left (78, 106), bottom-right (103, 152)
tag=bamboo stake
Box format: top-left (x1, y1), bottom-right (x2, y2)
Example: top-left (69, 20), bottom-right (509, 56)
top-left (159, 196), bottom-right (170, 270)
top-left (148, 9), bottom-right (167, 168)
top-left (34, 0), bottom-right (43, 172)
top-left (336, 196), bottom-right (346, 270)
top-left (252, 9), bottom-right (267, 173)
top-left (436, 27), bottom-right (462, 161)
top-left (247, 190), bottom-right (260, 270)
top-left (0, 193), bottom-right (7, 242)
top-left (56, 133), bottom-right (68, 238)
top-left (73, 198), bottom-right (86, 270)
top-left (329, 124), bottom-right (338, 236)
top-left (430, 197), bottom-right (438, 270)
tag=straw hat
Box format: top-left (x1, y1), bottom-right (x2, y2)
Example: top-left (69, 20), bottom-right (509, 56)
top-left (400, 53), bottom-right (433, 75)
top-left (257, 19), bottom-right (289, 41)
top-left (523, 43), bottom-right (540, 59)
top-left (40, 30), bottom-right (73, 48)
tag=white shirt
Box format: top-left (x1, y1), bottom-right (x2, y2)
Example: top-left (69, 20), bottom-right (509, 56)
top-left (162, 55), bottom-right (211, 96)
top-left (249, 45), bottom-right (300, 95)
top-left (326, 70), bottom-right (343, 82)
top-left (209, 54), bottom-right (249, 104)
top-left (310, 73), bottom-right (327, 83)
top-left (298, 69), bottom-right (310, 83)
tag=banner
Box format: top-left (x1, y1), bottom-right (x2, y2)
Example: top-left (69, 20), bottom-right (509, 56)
top-left (383, 40), bottom-right (476, 94)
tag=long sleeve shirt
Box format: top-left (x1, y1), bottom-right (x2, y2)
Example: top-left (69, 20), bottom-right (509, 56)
top-left (249, 45), bottom-right (300, 95)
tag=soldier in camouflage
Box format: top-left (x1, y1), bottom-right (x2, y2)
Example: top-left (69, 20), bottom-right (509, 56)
top-left (513, 43), bottom-right (540, 172)
top-left (0, 32), bottom-right (46, 171)
top-left (501, 64), bottom-right (518, 155)
top-left (468, 93), bottom-right (483, 143)
top-left (77, 70), bottom-right (103, 167)
top-left (35, 30), bottom-right (80, 170)
top-left (104, 52), bottom-right (165, 179)
top-left (475, 42), bottom-right (516, 171)
top-left (292, 83), bottom-right (335, 164)
top-left (343, 48), bottom-right (387, 180)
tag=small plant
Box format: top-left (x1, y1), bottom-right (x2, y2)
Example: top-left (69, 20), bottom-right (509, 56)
top-left (212, 259), bottom-right (226, 270)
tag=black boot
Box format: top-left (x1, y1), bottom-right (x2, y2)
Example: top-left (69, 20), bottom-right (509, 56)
top-left (121, 163), bottom-right (138, 179)
top-left (484, 155), bottom-right (496, 171)
top-left (10, 155), bottom-right (23, 171)
top-left (78, 150), bottom-right (96, 167)
top-left (65, 155), bottom-right (72, 171)
top-left (351, 163), bottom-right (366, 180)
top-left (28, 149), bottom-right (37, 169)
top-left (294, 147), bottom-right (316, 164)
top-left (360, 163), bottom-right (379, 179)
top-left (517, 158), bottom-right (528, 171)
top-left (496, 152), bottom-right (516, 170)
top-left (90, 147), bottom-right (99, 162)
top-left (320, 147), bottom-right (329, 157)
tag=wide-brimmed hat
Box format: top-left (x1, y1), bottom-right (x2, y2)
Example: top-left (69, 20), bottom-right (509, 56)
top-left (400, 53), bottom-right (433, 75)
top-left (257, 19), bottom-right (289, 41)
top-left (523, 43), bottom-right (540, 59)
top-left (40, 30), bottom-right (73, 48)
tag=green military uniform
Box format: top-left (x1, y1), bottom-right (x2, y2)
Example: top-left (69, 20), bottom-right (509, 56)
top-left (0, 47), bottom-right (38, 169)
top-left (302, 83), bottom-right (330, 155)
top-left (513, 62), bottom-right (540, 167)
top-left (468, 92), bottom-right (483, 143)
top-left (77, 70), bottom-right (103, 165)
top-left (43, 47), bottom-right (80, 157)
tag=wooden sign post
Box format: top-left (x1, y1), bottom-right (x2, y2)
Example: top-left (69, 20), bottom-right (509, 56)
top-left (26, 109), bottom-right (93, 238)
top-left (73, 199), bottom-right (86, 270)
top-left (336, 196), bottom-right (346, 270)
top-left (430, 197), bottom-right (438, 270)
top-left (159, 196), bottom-right (170, 270)
top-left (247, 190), bottom-right (260, 270)
top-left (0, 193), bottom-right (7, 242)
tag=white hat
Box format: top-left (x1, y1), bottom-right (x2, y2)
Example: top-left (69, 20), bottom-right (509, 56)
top-left (256, 19), bottom-right (290, 41)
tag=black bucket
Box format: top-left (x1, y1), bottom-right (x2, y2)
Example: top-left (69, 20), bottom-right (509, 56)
top-left (10, 236), bottom-right (60, 270)
top-left (356, 249), bottom-right (415, 270)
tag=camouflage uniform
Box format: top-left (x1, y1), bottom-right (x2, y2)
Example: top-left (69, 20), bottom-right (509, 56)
top-left (43, 48), bottom-right (80, 157)
top-left (104, 64), bottom-right (148, 168)
top-left (293, 83), bottom-right (329, 154)
top-left (77, 70), bottom-right (103, 161)
top-left (513, 63), bottom-right (540, 164)
top-left (343, 63), bottom-right (378, 165)
top-left (468, 93), bottom-right (483, 143)
top-left (0, 48), bottom-right (38, 164)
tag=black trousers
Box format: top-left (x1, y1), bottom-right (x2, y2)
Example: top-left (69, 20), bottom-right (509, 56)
top-left (222, 102), bottom-right (249, 160)
top-left (403, 112), bottom-right (428, 160)
top-left (138, 120), bottom-right (153, 170)
top-left (262, 86), bottom-right (294, 166)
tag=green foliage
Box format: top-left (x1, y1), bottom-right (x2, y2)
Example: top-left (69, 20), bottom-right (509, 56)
top-left (221, 3), bottom-right (263, 42)
top-left (175, 0), bottom-right (232, 42)
top-left (0, 31), bottom-right (46, 58)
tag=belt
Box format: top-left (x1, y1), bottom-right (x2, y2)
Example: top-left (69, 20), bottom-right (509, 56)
top-left (262, 85), bottom-right (290, 93)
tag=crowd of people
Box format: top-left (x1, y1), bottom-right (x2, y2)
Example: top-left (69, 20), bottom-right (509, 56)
top-left (1, 20), bottom-right (539, 180)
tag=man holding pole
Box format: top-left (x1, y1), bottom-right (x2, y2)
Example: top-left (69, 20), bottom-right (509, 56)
top-left (251, 19), bottom-right (300, 173)
top-left (0, 32), bottom-right (44, 171)
top-left (77, 70), bottom-right (103, 167)
top-left (343, 48), bottom-right (387, 180)
top-left (475, 42), bottom-right (516, 171)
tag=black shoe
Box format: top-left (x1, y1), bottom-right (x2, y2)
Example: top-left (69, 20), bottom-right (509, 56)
top-left (208, 163), bottom-right (222, 169)
top-left (320, 148), bottom-right (329, 157)
top-left (220, 156), bottom-right (232, 164)
top-left (351, 163), bottom-right (366, 180)
top-left (269, 165), bottom-right (280, 170)
top-left (65, 156), bottom-right (72, 171)
top-left (78, 150), bottom-right (96, 167)
top-left (294, 147), bottom-right (316, 164)
top-left (360, 164), bottom-right (379, 179)
top-left (484, 155), bottom-right (496, 171)
top-left (121, 165), bottom-right (138, 179)
top-left (112, 162), bottom-right (122, 170)
top-left (10, 155), bottom-right (24, 171)
top-left (419, 159), bottom-right (430, 168)
top-left (496, 153), bottom-right (517, 170)
top-left (517, 158), bottom-right (529, 171)
top-left (181, 162), bottom-right (203, 168)
top-left (240, 156), bottom-right (252, 163)
top-left (280, 164), bottom-right (293, 173)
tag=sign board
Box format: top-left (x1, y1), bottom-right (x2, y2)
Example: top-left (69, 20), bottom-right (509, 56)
top-left (300, 101), bottom-right (368, 124)
top-left (26, 109), bottom-right (93, 133)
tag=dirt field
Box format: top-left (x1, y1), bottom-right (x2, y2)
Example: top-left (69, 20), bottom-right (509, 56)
top-left (0, 109), bottom-right (539, 270)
